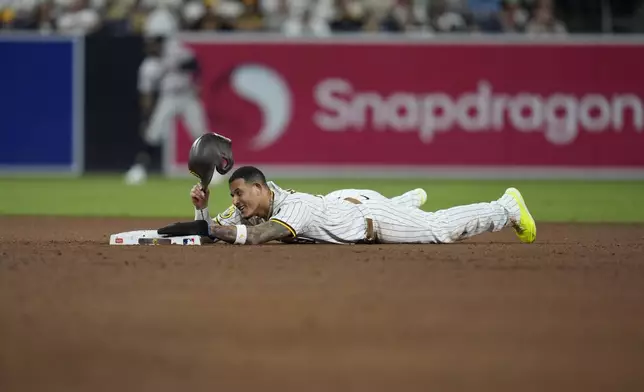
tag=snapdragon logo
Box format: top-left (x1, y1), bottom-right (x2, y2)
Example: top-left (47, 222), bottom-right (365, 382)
top-left (313, 79), bottom-right (644, 145)
top-left (208, 64), bottom-right (292, 151)
top-left (231, 65), bottom-right (292, 150)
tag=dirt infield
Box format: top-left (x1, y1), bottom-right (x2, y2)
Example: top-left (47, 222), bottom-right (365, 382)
top-left (1, 216), bottom-right (644, 392)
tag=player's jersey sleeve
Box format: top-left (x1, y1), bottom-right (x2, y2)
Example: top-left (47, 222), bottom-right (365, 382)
top-left (269, 200), bottom-right (312, 238)
top-left (213, 205), bottom-right (243, 226)
top-left (138, 58), bottom-right (162, 94)
top-left (193, 204), bottom-right (241, 226)
top-left (194, 207), bottom-right (214, 226)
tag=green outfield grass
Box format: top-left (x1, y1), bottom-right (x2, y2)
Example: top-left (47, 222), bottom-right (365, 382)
top-left (1, 176), bottom-right (644, 222)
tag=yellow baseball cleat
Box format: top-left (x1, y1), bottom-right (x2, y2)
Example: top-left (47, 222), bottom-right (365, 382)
top-left (505, 187), bottom-right (537, 243)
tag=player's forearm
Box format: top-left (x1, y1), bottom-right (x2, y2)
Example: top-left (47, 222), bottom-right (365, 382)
top-left (208, 225), bottom-right (265, 245)
top-left (208, 221), bottom-right (291, 245)
top-left (194, 207), bottom-right (214, 225)
top-left (208, 225), bottom-right (239, 244)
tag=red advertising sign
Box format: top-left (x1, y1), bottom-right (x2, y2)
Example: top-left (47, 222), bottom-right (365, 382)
top-left (167, 38), bottom-right (644, 177)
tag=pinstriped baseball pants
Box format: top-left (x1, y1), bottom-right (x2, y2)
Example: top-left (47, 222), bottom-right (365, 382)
top-left (361, 193), bottom-right (518, 244)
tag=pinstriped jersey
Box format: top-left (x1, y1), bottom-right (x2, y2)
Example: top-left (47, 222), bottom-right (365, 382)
top-left (268, 184), bottom-right (367, 244)
top-left (201, 181), bottom-right (368, 244)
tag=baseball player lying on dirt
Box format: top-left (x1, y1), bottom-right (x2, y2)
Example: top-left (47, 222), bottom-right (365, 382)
top-left (159, 165), bottom-right (537, 246)
top-left (189, 175), bottom-right (429, 244)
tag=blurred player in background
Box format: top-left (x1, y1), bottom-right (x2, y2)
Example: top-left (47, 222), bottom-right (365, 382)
top-left (125, 5), bottom-right (223, 185)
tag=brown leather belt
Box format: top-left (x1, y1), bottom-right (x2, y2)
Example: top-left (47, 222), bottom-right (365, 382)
top-left (344, 197), bottom-right (376, 244)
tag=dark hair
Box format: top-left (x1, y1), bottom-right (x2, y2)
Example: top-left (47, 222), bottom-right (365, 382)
top-left (228, 166), bottom-right (267, 186)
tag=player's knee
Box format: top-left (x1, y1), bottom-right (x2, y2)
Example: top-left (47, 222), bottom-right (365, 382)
top-left (433, 221), bottom-right (459, 243)
top-left (143, 126), bottom-right (165, 146)
top-left (435, 232), bottom-right (457, 244)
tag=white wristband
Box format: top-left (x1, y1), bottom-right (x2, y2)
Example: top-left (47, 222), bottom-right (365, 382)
top-left (234, 225), bottom-right (247, 245)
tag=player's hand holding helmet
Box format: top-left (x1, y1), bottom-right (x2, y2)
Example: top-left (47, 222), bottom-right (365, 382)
top-left (188, 133), bottom-right (235, 190)
top-left (190, 184), bottom-right (210, 210)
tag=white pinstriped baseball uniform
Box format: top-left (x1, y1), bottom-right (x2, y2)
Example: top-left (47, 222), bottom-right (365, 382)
top-left (195, 181), bottom-right (521, 244)
top-left (195, 182), bottom-right (423, 232)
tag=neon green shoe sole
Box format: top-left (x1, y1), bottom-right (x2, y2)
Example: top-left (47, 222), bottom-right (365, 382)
top-left (505, 187), bottom-right (537, 244)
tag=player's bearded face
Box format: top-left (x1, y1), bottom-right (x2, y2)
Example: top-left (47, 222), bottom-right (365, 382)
top-left (230, 180), bottom-right (265, 219)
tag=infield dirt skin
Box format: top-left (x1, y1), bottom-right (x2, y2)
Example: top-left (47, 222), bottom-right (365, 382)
top-left (1, 216), bottom-right (644, 392)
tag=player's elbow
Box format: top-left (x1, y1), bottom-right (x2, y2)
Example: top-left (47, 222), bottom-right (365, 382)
top-left (245, 233), bottom-right (265, 245)
top-left (245, 229), bottom-right (278, 245)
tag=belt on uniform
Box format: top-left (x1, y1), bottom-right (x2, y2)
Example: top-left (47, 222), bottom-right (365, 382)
top-left (344, 197), bottom-right (376, 244)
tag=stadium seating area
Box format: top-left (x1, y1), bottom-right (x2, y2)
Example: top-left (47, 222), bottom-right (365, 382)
top-left (0, 0), bottom-right (589, 36)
